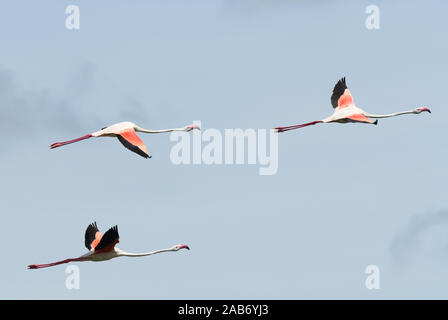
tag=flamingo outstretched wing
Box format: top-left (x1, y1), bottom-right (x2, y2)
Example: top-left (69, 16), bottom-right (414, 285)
top-left (94, 226), bottom-right (119, 252)
top-left (331, 77), bottom-right (354, 109)
top-left (85, 222), bottom-right (103, 251)
top-left (347, 113), bottom-right (378, 125)
top-left (116, 129), bottom-right (150, 159)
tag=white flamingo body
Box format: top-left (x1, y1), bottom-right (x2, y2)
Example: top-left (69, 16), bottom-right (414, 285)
top-left (323, 104), bottom-right (366, 123)
top-left (77, 249), bottom-right (116, 262)
top-left (77, 247), bottom-right (182, 262)
top-left (91, 121), bottom-right (137, 137)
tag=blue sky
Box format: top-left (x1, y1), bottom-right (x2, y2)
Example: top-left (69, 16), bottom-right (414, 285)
top-left (0, 0), bottom-right (447, 299)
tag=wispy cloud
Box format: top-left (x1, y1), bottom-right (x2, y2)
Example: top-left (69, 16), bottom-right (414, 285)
top-left (390, 210), bottom-right (448, 265)
top-left (0, 63), bottom-right (153, 148)
top-left (0, 65), bottom-right (94, 139)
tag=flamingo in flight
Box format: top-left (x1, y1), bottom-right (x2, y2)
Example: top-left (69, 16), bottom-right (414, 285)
top-left (275, 77), bottom-right (430, 132)
top-left (50, 121), bottom-right (200, 158)
top-left (27, 222), bottom-right (190, 269)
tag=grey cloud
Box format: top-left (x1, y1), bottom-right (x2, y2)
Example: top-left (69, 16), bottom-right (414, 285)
top-left (0, 65), bottom-right (94, 139)
top-left (65, 61), bottom-right (96, 100)
top-left (390, 210), bottom-right (448, 265)
top-left (0, 63), bottom-right (153, 147)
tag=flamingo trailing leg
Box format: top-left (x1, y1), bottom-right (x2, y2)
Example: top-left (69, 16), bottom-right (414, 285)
top-left (275, 77), bottom-right (430, 133)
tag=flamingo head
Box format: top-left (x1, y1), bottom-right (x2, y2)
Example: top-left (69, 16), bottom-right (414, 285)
top-left (184, 124), bottom-right (200, 132)
top-left (172, 243), bottom-right (190, 251)
top-left (415, 106), bottom-right (431, 114)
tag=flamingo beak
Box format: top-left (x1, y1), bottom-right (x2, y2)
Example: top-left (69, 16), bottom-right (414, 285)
top-left (421, 107), bottom-right (431, 113)
top-left (179, 244), bottom-right (190, 250)
top-left (187, 125), bottom-right (200, 131)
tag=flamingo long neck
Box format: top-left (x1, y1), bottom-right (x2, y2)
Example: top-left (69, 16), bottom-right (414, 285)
top-left (135, 126), bottom-right (187, 134)
top-left (28, 257), bottom-right (84, 269)
top-left (363, 110), bottom-right (416, 119)
top-left (116, 248), bottom-right (175, 257)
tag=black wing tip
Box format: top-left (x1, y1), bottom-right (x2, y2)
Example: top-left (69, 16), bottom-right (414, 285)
top-left (116, 135), bottom-right (150, 159)
top-left (140, 151), bottom-right (151, 159)
top-left (86, 221), bottom-right (99, 232)
top-left (94, 225), bottom-right (120, 251)
top-left (335, 77), bottom-right (347, 88)
top-left (105, 225), bottom-right (119, 234)
top-left (85, 221), bottom-right (100, 250)
top-left (110, 225), bottom-right (119, 239)
top-left (330, 76), bottom-right (348, 108)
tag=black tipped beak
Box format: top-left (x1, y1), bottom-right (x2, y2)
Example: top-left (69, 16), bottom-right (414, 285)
top-left (185, 246), bottom-right (190, 250)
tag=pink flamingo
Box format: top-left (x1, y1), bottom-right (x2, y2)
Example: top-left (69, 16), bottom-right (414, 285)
top-left (275, 77), bottom-right (430, 132)
top-left (28, 222), bottom-right (190, 269)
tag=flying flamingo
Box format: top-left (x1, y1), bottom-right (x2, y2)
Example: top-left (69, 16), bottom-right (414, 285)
top-left (275, 77), bottom-right (430, 132)
top-left (50, 121), bottom-right (200, 158)
top-left (27, 222), bottom-right (190, 269)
